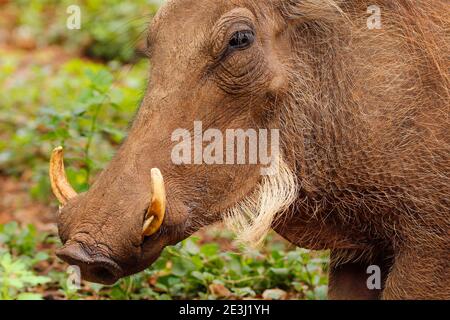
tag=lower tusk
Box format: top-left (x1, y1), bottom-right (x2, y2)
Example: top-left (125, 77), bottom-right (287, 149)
top-left (143, 168), bottom-right (166, 237)
top-left (142, 216), bottom-right (155, 234)
top-left (49, 147), bottom-right (78, 206)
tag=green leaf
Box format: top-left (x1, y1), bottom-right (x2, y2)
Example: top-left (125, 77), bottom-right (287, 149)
top-left (270, 268), bottom-right (290, 276)
top-left (200, 243), bottom-right (219, 256)
top-left (16, 293), bottom-right (44, 300)
top-left (171, 258), bottom-right (196, 277)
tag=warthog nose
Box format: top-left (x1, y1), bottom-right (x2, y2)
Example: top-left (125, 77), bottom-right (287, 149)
top-left (56, 242), bottom-right (122, 285)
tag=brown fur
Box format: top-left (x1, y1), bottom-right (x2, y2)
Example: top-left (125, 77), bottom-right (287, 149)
top-left (274, 0), bottom-right (449, 299)
top-left (57, 0), bottom-right (449, 299)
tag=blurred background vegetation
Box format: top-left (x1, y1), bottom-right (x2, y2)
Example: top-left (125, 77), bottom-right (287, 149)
top-left (0, 0), bottom-right (329, 300)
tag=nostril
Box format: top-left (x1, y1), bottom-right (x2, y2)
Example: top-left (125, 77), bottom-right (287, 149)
top-left (56, 242), bottom-right (92, 266)
top-left (91, 266), bottom-right (116, 283)
top-left (56, 242), bottom-right (122, 285)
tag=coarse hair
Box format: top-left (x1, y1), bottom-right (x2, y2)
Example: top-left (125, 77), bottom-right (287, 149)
top-left (223, 157), bottom-right (298, 247)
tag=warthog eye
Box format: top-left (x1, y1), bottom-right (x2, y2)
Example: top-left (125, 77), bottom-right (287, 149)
top-left (229, 30), bottom-right (255, 50)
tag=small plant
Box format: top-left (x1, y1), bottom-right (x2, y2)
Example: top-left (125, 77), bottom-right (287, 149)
top-left (99, 236), bottom-right (329, 300)
top-left (0, 222), bottom-right (40, 256)
top-left (0, 56), bottom-right (148, 202)
top-left (0, 221), bottom-right (328, 300)
top-left (0, 222), bottom-right (51, 300)
top-left (0, 252), bottom-right (51, 300)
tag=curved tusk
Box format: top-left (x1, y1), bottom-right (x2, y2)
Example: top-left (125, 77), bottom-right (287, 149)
top-left (49, 147), bottom-right (78, 206)
top-left (143, 168), bottom-right (166, 237)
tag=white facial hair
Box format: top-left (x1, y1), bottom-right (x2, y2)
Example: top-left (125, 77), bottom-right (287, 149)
top-left (223, 157), bottom-right (298, 248)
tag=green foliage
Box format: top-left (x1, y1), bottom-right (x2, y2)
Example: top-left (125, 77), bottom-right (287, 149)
top-left (0, 223), bottom-right (51, 300)
top-left (0, 222), bottom-right (41, 256)
top-left (9, 0), bottom-right (160, 62)
top-left (0, 252), bottom-right (51, 300)
top-left (0, 56), bottom-right (148, 201)
top-left (140, 238), bottom-right (329, 300)
top-left (0, 222), bottom-right (328, 300)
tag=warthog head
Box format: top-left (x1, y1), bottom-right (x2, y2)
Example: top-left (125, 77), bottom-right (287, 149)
top-left (52, 0), bottom-right (302, 284)
top-left (50, 0), bottom-right (450, 297)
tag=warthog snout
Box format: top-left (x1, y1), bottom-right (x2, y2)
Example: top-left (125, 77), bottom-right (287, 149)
top-left (56, 242), bottom-right (123, 285)
top-left (50, 147), bottom-right (167, 237)
top-left (50, 147), bottom-right (170, 284)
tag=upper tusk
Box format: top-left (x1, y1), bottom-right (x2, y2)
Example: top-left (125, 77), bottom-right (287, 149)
top-left (49, 147), bottom-right (78, 206)
top-left (143, 168), bottom-right (166, 237)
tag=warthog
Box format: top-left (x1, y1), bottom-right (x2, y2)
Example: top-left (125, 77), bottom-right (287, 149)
top-left (50, 0), bottom-right (449, 299)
